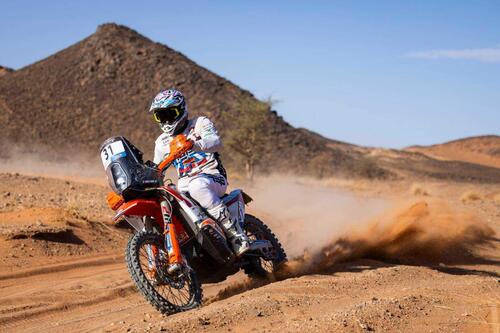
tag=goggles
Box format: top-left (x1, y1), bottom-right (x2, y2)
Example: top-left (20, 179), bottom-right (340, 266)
top-left (153, 107), bottom-right (181, 124)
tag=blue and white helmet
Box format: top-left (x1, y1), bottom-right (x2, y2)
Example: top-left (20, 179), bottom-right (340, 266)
top-left (149, 89), bottom-right (188, 136)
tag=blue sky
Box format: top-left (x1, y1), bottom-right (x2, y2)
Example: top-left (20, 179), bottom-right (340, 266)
top-left (1, 1), bottom-right (499, 148)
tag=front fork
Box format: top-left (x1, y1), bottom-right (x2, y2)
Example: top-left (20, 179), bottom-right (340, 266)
top-left (160, 200), bottom-right (183, 268)
top-left (144, 200), bottom-right (183, 276)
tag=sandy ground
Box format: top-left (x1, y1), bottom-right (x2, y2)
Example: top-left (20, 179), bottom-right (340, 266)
top-left (0, 172), bottom-right (498, 333)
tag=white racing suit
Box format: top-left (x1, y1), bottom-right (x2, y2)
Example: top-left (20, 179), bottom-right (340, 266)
top-left (153, 116), bottom-right (250, 255)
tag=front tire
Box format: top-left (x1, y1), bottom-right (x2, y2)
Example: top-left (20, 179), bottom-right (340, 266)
top-left (125, 230), bottom-right (202, 315)
top-left (242, 214), bottom-right (287, 278)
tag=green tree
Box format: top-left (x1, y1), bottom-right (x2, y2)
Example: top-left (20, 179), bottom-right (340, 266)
top-left (225, 98), bottom-right (270, 181)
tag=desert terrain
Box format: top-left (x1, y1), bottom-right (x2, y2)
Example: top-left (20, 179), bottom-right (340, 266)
top-left (407, 135), bottom-right (500, 169)
top-left (0, 161), bottom-right (498, 333)
top-left (0, 22), bottom-right (498, 333)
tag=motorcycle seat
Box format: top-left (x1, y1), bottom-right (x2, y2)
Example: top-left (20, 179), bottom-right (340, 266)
top-left (221, 189), bottom-right (243, 206)
top-left (183, 189), bottom-right (251, 207)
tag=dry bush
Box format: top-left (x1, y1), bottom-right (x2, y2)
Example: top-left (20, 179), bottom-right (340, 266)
top-left (347, 156), bottom-right (388, 179)
top-left (410, 184), bottom-right (429, 196)
top-left (308, 154), bottom-right (335, 179)
top-left (460, 191), bottom-right (482, 204)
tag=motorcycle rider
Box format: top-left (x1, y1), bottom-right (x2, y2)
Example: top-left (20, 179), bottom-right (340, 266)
top-left (150, 89), bottom-right (250, 255)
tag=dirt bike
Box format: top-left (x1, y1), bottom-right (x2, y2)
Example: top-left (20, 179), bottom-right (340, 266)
top-left (100, 134), bottom-right (286, 315)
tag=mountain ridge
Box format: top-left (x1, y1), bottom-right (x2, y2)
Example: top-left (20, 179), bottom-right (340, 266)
top-left (0, 23), bottom-right (498, 182)
top-left (0, 23), bottom-right (355, 176)
top-left (406, 135), bottom-right (500, 169)
top-left (0, 66), bottom-right (13, 77)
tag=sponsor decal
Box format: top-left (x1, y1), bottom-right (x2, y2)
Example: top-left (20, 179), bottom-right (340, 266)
top-left (174, 151), bottom-right (211, 177)
top-left (165, 232), bottom-right (173, 254)
top-left (161, 205), bottom-right (171, 224)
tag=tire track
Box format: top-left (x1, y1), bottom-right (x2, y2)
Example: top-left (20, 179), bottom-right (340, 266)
top-left (0, 253), bottom-right (122, 281)
top-left (0, 252), bottom-right (135, 332)
top-left (0, 283), bottom-right (136, 328)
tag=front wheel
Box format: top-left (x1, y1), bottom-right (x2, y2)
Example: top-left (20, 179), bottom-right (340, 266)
top-left (242, 214), bottom-right (287, 278)
top-left (125, 230), bottom-right (202, 315)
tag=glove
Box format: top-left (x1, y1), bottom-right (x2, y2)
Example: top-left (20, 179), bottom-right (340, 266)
top-left (169, 134), bottom-right (194, 159)
top-left (157, 134), bottom-right (194, 172)
top-left (187, 131), bottom-right (200, 143)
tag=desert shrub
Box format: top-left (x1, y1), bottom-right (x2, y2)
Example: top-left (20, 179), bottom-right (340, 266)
top-left (308, 153), bottom-right (335, 179)
top-left (460, 191), bottom-right (482, 203)
top-left (410, 184), bottom-right (429, 196)
top-left (347, 156), bottom-right (389, 179)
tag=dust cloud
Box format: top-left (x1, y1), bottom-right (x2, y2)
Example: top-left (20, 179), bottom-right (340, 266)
top-left (242, 176), bottom-right (389, 257)
top-left (0, 148), bottom-right (105, 184)
top-left (282, 200), bottom-right (494, 277)
top-left (213, 177), bottom-right (495, 302)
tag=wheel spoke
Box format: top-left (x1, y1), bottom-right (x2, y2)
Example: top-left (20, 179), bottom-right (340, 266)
top-left (243, 215), bottom-right (287, 278)
top-left (135, 238), bottom-right (196, 309)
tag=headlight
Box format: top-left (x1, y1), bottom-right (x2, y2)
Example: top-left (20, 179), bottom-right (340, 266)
top-left (111, 163), bottom-right (128, 192)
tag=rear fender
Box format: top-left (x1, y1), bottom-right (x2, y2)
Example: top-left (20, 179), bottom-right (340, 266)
top-left (241, 191), bottom-right (253, 204)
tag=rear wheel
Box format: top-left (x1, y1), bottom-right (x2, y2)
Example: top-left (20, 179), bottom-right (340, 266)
top-left (125, 230), bottom-right (202, 315)
top-left (242, 214), bottom-right (287, 278)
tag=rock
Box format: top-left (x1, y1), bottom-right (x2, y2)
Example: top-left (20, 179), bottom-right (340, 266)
top-left (358, 321), bottom-right (373, 331)
top-left (198, 317), bottom-right (210, 325)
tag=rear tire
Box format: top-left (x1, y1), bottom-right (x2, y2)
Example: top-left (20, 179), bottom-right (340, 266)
top-left (242, 214), bottom-right (287, 278)
top-left (125, 230), bottom-right (202, 315)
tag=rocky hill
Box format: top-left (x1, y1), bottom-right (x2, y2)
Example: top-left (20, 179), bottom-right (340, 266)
top-left (406, 135), bottom-right (500, 169)
top-left (0, 23), bottom-right (499, 182)
top-left (0, 66), bottom-right (13, 77)
top-left (0, 23), bottom-right (360, 176)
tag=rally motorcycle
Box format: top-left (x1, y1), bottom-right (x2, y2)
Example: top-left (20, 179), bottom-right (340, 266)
top-left (100, 134), bottom-right (286, 315)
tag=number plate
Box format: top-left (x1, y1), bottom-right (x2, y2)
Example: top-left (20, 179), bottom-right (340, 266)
top-left (100, 140), bottom-right (126, 169)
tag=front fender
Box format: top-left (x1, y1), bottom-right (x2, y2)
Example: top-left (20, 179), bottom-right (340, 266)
top-left (113, 199), bottom-right (163, 225)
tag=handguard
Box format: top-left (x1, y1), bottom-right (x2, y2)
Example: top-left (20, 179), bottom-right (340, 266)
top-left (107, 191), bottom-right (124, 210)
top-left (157, 134), bottom-right (194, 172)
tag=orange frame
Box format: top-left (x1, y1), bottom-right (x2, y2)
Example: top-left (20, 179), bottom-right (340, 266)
top-left (113, 197), bottom-right (188, 266)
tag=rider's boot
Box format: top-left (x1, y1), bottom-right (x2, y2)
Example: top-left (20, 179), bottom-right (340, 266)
top-left (208, 203), bottom-right (250, 256)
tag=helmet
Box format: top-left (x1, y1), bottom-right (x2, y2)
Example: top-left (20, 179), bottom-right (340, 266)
top-left (149, 89), bottom-right (188, 136)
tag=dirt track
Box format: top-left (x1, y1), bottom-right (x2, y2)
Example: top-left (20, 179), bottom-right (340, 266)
top-left (1, 255), bottom-right (498, 333)
top-left (0, 173), bottom-right (498, 332)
